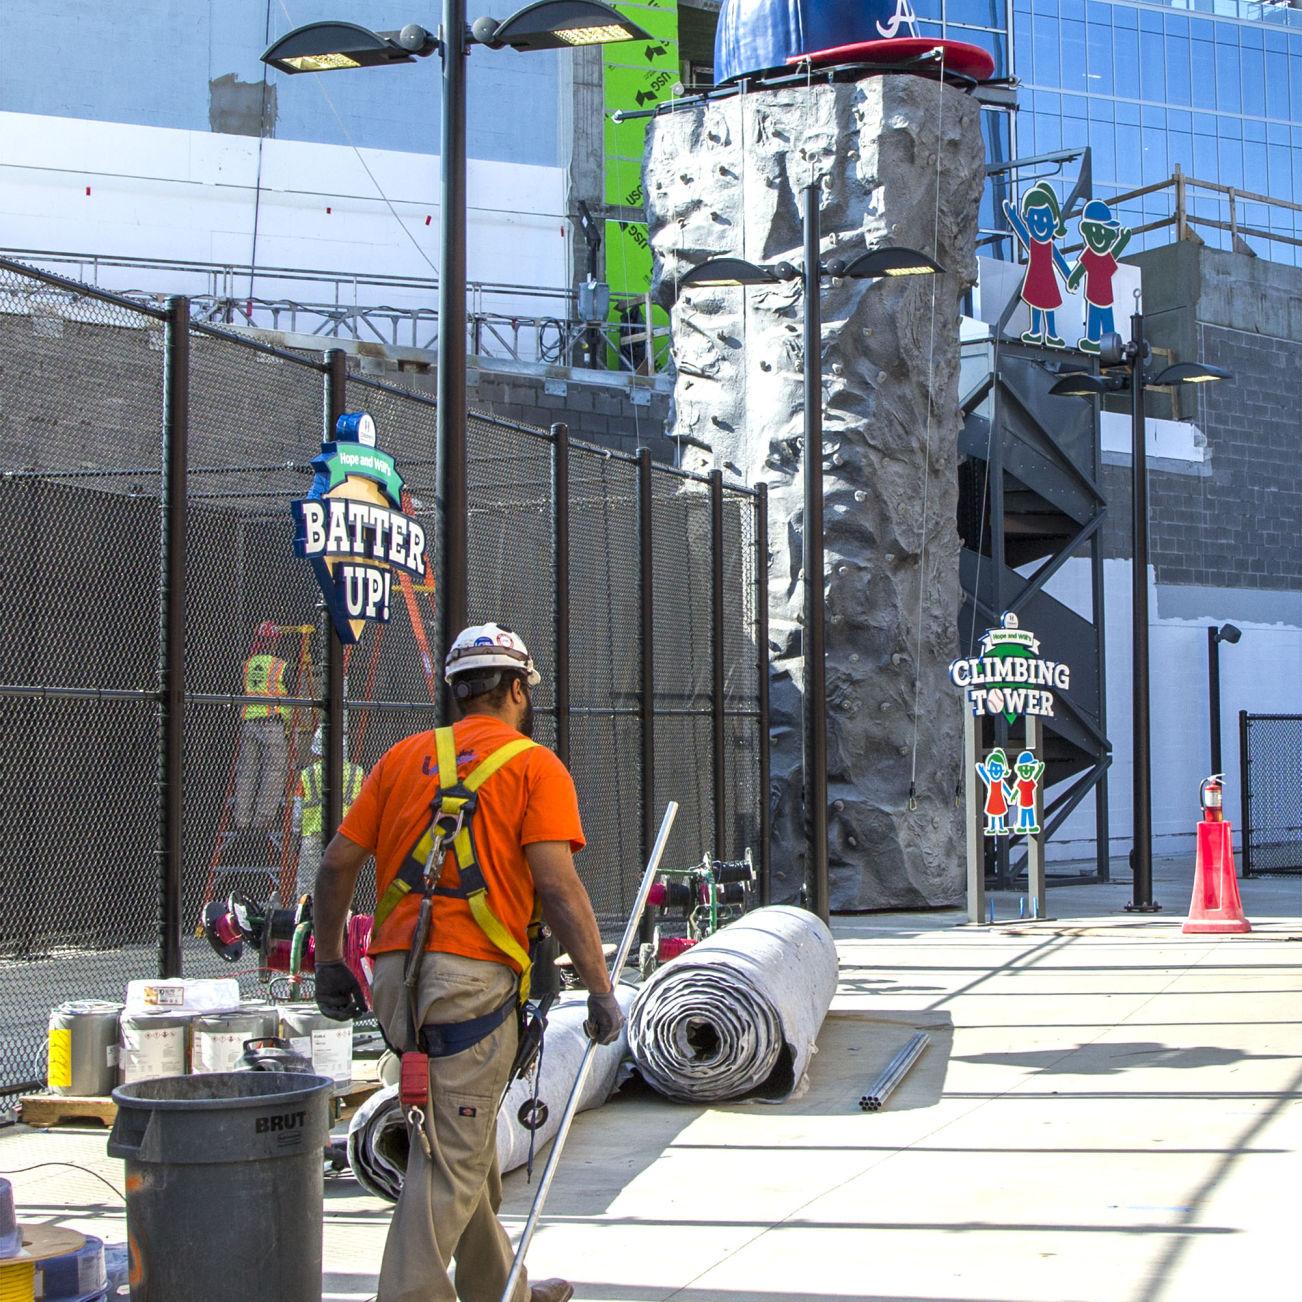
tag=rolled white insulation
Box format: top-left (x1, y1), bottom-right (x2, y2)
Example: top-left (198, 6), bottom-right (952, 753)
top-left (627, 906), bottom-right (837, 1103)
top-left (347, 985), bottom-right (636, 1202)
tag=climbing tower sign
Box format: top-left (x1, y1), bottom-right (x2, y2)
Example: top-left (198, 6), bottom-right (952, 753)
top-left (292, 412), bottom-right (429, 644)
top-left (948, 613), bottom-right (1070, 722)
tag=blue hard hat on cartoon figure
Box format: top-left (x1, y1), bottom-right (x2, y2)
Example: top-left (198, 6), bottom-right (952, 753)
top-left (1080, 199), bottom-right (1120, 229)
top-left (1016, 750), bottom-right (1036, 767)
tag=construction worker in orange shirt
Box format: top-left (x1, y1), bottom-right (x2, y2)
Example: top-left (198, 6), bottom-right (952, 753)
top-left (311, 623), bottom-right (620, 1302)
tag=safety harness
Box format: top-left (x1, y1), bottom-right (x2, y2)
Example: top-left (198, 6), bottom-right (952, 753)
top-left (374, 726), bottom-right (540, 1050)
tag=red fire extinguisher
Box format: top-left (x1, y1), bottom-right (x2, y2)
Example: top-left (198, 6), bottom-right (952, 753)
top-left (1200, 773), bottom-right (1224, 823)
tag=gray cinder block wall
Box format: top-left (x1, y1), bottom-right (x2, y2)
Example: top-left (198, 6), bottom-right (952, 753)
top-left (645, 75), bottom-right (986, 909)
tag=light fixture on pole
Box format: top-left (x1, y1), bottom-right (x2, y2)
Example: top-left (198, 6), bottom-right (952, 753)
top-left (263, 1), bottom-right (649, 641)
top-left (1051, 316), bottom-right (1231, 912)
top-left (683, 218), bottom-right (942, 924)
top-left (1206, 622), bottom-right (1241, 776)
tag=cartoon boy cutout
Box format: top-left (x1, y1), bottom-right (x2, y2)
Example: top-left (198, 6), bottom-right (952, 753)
top-left (1011, 749), bottom-right (1045, 835)
top-left (1002, 183), bottom-right (1072, 349)
top-left (976, 747), bottom-right (1014, 836)
top-left (1066, 200), bottom-right (1131, 354)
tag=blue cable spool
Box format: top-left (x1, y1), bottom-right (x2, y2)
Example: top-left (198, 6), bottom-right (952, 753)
top-left (33, 1233), bottom-right (106, 1302)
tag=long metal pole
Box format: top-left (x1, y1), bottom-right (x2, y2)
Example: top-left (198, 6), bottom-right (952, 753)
top-left (638, 447), bottom-right (656, 939)
top-left (756, 482), bottom-right (772, 905)
top-left (802, 181), bottom-right (830, 925)
top-left (710, 469), bottom-right (727, 856)
top-left (1238, 709), bottom-right (1252, 878)
top-left (439, 0), bottom-right (469, 640)
top-left (500, 801), bottom-right (680, 1302)
top-left (553, 423), bottom-right (571, 768)
top-left (1207, 625), bottom-right (1222, 776)
top-left (1127, 309), bottom-right (1159, 912)
top-left (324, 351), bottom-right (348, 839)
top-left (159, 295), bottom-right (190, 978)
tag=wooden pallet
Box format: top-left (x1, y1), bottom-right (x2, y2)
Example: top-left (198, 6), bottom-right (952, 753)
top-left (20, 1079), bottom-right (383, 1130)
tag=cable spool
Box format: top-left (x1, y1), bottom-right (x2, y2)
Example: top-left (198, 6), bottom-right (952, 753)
top-left (33, 1233), bottom-right (106, 1302)
top-left (47, 1003), bottom-right (122, 1097)
top-left (278, 1004), bottom-right (353, 1086)
top-left (190, 1007), bottom-right (279, 1075)
top-left (118, 1011), bottom-right (193, 1084)
top-left (8, 1228), bottom-right (86, 1302)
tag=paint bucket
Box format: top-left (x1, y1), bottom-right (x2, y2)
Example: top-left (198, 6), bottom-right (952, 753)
top-left (190, 1007), bottom-right (279, 1075)
top-left (118, 1011), bottom-right (192, 1084)
top-left (277, 1005), bottom-right (353, 1086)
top-left (32, 1232), bottom-right (105, 1302)
top-left (47, 1003), bottom-right (123, 1097)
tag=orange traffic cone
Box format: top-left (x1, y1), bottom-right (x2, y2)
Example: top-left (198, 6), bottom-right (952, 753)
top-left (1183, 816), bottom-right (1251, 934)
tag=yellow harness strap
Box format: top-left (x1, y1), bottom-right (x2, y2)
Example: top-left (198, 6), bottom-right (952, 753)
top-left (374, 727), bottom-right (539, 1001)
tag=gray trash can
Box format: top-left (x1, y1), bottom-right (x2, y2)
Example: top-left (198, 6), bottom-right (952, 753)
top-left (108, 1071), bottom-right (333, 1302)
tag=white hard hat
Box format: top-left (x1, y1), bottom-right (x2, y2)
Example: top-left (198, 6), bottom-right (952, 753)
top-left (444, 623), bottom-right (541, 687)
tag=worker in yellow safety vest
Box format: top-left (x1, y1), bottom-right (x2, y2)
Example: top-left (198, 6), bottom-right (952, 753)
top-left (295, 732), bottom-right (364, 893)
top-left (234, 653), bottom-right (292, 831)
top-left (310, 623), bottom-right (619, 1302)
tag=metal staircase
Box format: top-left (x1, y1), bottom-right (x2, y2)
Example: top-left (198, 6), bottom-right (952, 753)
top-left (958, 337), bottom-right (1112, 885)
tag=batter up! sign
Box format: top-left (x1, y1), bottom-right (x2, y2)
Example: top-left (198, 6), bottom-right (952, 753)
top-left (292, 411), bottom-right (429, 644)
top-left (948, 613), bottom-right (1070, 722)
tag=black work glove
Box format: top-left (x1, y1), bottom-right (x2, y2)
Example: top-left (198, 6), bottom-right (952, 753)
top-left (315, 960), bottom-right (368, 1021)
top-left (584, 990), bottom-right (624, 1046)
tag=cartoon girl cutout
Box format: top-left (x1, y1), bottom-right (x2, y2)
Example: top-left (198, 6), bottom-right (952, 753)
top-left (976, 747), bottom-right (1014, 836)
top-left (1002, 183), bottom-right (1072, 349)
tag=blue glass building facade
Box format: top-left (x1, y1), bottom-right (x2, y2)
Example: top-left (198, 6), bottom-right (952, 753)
top-left (913, 0), bottom-right (1302, 265)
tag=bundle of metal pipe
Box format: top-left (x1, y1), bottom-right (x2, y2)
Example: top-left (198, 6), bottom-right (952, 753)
top-left (626, 906), bottom-right (837, 1103)
top-left (347, 987), bottom-right (635, 1202)
top-left (859, 1031), bottom-right (930, 1112)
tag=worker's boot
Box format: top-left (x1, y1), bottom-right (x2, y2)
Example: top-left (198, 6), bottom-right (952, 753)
top-left (529, 1281), bottom-right (574, 1302)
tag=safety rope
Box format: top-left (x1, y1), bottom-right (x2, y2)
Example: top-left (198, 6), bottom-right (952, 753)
top-left (907, 44), bottom-right (948, 811)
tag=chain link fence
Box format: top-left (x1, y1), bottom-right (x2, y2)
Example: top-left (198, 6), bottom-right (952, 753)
top-left (0, 257), bottom-right (768, 1097)
top-left (1240, 712), bottom-right (1302, 877)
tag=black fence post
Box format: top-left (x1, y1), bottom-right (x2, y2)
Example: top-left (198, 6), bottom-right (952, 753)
top-left (756, 482), bottom-right (772, 906)
top-left (1239, 709), bottom-right (1252, 878)
top-left (553, 423), bottom-right (570, 768)
top-left (159, 295), bottom-right (190, 978)
top-left (710, 470), bottom-right (726, 857)
top-left (324, 351), bottom-right (348, 842)
top-left (638, 448), bottom-right (656, 936)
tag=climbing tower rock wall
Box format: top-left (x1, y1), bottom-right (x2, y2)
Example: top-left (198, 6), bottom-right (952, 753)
top-left (645, 75), bottom-right (984, 909)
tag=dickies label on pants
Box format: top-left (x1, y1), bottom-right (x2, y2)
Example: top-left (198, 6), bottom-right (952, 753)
top-left (458, 1105), bottom-right (477, 1118)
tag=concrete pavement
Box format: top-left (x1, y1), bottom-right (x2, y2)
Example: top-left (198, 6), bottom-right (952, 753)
top-left (4, 858), bottom-right (1299, 1301)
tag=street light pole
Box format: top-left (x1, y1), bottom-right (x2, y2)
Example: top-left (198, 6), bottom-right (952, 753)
top-left (802, 181), bottom-right (830, 925)
top-left (1207, 625), bottom-right (1222, 776)
top-left (439, 0), bottom-right (469, 639)
top-left (1127, 306), bottom-right (1159, 912)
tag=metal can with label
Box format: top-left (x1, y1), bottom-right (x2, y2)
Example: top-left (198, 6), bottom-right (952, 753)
top-left (278, 1004), bottom-right (353, 1087)
top-left (47, 1001), bottom-right (124, 1098)
top-left (119, 1011), bottom-right (193, 1084)
top-left (190, 1006), bottom-right (280, 1075)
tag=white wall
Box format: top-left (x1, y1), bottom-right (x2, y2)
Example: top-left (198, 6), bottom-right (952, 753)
top-left (0, 111), bottom-right (569, 312)
top-left (1042, 555), bottom-right (1302, 862)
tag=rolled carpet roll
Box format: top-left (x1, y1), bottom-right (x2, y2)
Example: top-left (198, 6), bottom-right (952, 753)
top-left (627, 906), bottom-right (837, 1103)
top-left (347, 985), bottom-right (635, 1202)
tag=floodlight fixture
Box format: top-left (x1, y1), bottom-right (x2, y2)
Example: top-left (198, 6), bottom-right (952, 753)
top-left (471, 0), bottom-right (651, 50)
top-left (825, 247), bottom-right (944, 279)
top-left (680, 257), bottom-right (791, 288)
top-left (1151, 361), bottom-right (1232, 386)
top-left (261, 22), bottom-right (435, 73)
top-left (1215, 623), bottom-right (1242, 645)
top-left (1049, 372), bottom-right (1122, 398)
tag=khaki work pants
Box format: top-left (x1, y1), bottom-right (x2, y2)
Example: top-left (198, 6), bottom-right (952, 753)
top-left (371, 951), bottom-right (529, 1302)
